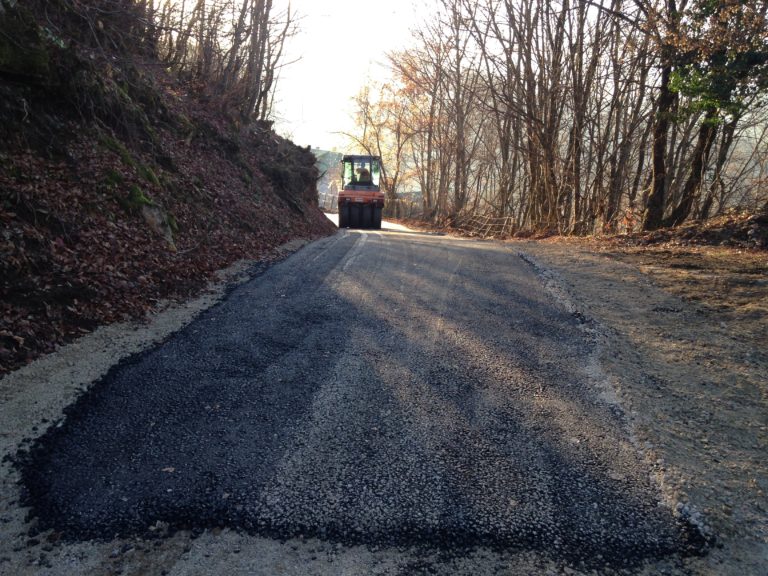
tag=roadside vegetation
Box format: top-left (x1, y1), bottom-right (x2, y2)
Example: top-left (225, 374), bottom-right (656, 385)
top-left (350, 0), bottom-right (768, 235)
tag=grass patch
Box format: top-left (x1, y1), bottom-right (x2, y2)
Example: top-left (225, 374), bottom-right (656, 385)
top-left (166, 213), bottom-right (179, 233)
top-left (117, 184), bottom-right (155, 213)
top-left (100, 135), bottom-right (163, 188)
top-left (100, 135), bottom-right (137, 168)
top-left (138, 165), bottom-right (161, 187)
top-left (102, 169), bottom-right (124, 188)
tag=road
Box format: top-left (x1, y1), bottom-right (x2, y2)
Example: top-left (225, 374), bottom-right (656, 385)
top-left (18, 226), bottom-right (706, 573)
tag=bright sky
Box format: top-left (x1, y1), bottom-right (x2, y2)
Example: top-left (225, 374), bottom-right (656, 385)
top-left (273, 0), bottom-right (425, 152)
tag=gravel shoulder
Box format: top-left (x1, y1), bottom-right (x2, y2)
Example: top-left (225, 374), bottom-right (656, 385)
top-left (517, 240), bottom-right (767, 576)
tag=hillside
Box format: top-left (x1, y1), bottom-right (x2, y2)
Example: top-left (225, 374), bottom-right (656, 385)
top-left (0, 1), bottom-right (336, 375)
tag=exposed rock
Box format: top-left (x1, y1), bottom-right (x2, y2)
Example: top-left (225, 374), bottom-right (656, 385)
top-left (141, 205), bottom-right (176, 252)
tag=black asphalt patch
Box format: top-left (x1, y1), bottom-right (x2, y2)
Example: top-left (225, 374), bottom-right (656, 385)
top-left (16, 231), bottom-right (710, 571)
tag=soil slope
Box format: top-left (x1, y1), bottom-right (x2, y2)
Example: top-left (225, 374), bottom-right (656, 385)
top-left (0, 1), bottom-right (336, 375)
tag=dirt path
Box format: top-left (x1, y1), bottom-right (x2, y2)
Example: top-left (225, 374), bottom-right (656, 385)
top-left (518, 240), bottom-right (767, 575)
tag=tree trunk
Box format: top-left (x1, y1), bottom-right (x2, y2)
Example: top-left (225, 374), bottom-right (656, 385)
top-left (664, 107), bottom-right (718, 227)
top-left (642, 63), bottom-right (674, 231)
top-left (700, 114), bottom-right (738, 220)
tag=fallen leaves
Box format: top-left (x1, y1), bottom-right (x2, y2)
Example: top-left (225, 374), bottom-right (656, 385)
top-left (1, 103), bottom-right (335, 376)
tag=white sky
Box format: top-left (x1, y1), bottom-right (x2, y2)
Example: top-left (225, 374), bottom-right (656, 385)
top-left (273, 0), bottom-right (425, 152)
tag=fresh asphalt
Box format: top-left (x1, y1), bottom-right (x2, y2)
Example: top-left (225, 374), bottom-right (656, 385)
top-left (18, 227), bottom-right (706, 571)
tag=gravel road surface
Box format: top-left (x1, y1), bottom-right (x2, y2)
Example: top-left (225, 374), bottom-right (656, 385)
top-left (14, 227), bottom-right (707, 573)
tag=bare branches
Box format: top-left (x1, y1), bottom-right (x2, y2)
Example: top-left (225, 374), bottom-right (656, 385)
top-left (153, 0), bottom-right (295, 121)
top-left (349, 0), bottom-right (768, 233)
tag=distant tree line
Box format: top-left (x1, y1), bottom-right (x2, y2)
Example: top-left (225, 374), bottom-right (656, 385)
top-left (351, 0), bottom-right (768, 233)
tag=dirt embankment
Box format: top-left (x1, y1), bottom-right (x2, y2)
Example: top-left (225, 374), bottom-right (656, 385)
top-left (0, 1), bottom-right (336, 375)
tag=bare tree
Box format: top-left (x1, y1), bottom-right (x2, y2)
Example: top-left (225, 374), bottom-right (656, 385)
top-left (353, 0), bottom-right (768, 234)
top-left (154, 0), bottom-right (296, 122)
